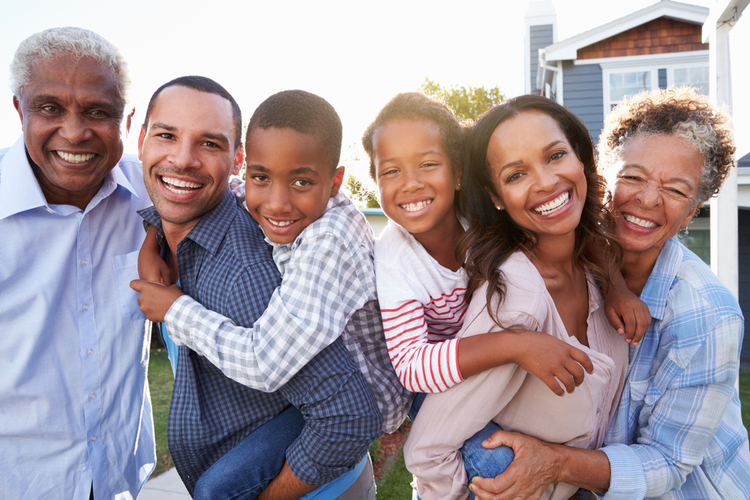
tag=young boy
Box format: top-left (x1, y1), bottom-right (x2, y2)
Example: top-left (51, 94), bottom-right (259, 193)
top-left (137, 90), bottom-right (411, 499)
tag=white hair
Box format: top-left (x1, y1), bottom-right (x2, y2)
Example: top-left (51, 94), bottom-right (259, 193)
top-left (10, 27), bottom-right (130, 107)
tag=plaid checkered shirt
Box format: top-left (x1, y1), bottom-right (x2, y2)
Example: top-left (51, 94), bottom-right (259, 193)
top-left (142, 191), bottom-right (382, 494)
top-left (600, 237), bottom-right (750, 499)
top-left (165, 191), bottom-right (413, 434)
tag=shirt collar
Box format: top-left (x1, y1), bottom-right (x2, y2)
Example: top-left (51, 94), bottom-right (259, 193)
top-left (639, 236), bottom-right (682, 321)
top-left (140, 189), bottom-right (237, 257)
top-left (0, 135), bottom-right (141, 220)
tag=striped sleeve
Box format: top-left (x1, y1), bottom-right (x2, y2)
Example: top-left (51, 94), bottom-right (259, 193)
top-left (381, 300), bottom-right (463, 393)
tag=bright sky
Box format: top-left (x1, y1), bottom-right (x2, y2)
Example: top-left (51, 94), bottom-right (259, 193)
top-left (1, 0), bottom-right (747, 181)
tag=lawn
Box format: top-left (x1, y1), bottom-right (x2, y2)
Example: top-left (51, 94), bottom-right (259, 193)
top-left (147, 351), bottom-right (750, 498)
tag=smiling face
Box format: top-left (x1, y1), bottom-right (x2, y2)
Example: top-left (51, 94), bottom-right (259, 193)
top-left (373, 119), bottom-right (459, 240)
top-left (138, 85), bottom-right (242, 236)
top-left (610, 134), bottom-right (703, 264)
top-left (13, 54), bottom-right (125, 209)
top-left (244, 127), bottom-right (344, 244)
top-left (486, 110), bottom-right (587, 243)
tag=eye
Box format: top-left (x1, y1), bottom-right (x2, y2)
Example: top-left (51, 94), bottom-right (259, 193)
top-left (157, 133), bottom-right (175, 140)
top-left (202, 141), bottom-right (220, 149)
top-left (41, 105), bottom-right (60, 114)
top-left (379, 168), bottom-right (398, 177)
top-left (420, 162), bottom-right (439, 169)
top-left (292, 179), bottom-right (313, 188)
top-left (549, 150), bottom-right (566, 161)
top-left (89, 109), bottom-right (108, 118)
top-left (249, 174), bottom-right (268, 182)
top-left (505, 172), bottom-right (522, 183)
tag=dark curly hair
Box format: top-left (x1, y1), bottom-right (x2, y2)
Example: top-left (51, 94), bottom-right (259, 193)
top-left (458, 94), bottom-right (621, 323)
top-left (361, 92), bottom-right (470, 182)
top-left (598, 87), bottom-right (735, 206)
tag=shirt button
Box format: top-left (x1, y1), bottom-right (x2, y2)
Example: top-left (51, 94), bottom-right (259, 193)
top-left (83, 304), bottom-right (89, 311)
top-left (90, 436), bottom-right (97, 442)
top-left (87, 348), bottom-right (94, 357)
top-left (82, 258), bottom-right (88, 266)
top-left (89, 393), bottom-right (96, 400)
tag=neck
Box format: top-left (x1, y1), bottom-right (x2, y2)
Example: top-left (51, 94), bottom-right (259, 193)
top-left (526, 232), bottom-right (577, 277)
top-left (621, 251), bottom-right (658, 296)
top-left (161, 218), bottom-right (201, 281)
top-left (413, 211), bottom-right (465, 271)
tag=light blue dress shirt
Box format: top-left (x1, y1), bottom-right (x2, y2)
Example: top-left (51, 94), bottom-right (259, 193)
top-left (0, 137), bottom-right (156, 500)
top-left (601, 237), bottom-right (750, 499)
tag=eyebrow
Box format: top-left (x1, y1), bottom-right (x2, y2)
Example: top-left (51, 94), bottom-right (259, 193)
top-left (150, 122), bottom-right (230, 144)
top-left (29, 94), bottom-right (119, 111)
top-left (379, 150), bottom-right (445, 165)
top-left (499, 140), bottom-right (565, 172)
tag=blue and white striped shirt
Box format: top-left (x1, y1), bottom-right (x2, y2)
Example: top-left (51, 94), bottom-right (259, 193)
top-left (601, 237), bottom-right (750, 499)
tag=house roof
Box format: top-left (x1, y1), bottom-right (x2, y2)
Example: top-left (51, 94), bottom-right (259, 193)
top-left (542, 0), bottom-right (708, 62)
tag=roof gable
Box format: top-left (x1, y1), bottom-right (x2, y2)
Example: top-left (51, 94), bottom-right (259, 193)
top-left (543, 0), bottom-right (708, 62)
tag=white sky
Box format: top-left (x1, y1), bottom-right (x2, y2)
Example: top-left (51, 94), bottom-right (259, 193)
top-left (0, 0), bottom-right (747, 179)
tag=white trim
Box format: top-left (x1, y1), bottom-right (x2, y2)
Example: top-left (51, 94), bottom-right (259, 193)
top-left (543, 0), bottom-right (708, 62)
top-left (575, 50), bottom-right (709, 67)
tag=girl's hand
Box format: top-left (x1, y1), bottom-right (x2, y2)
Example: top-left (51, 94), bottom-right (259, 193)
top-left (130, 280), bottom-right (184, 322)
top-left (138, 225), bottom-right (171, 285)
top-left (512, 331), bottom-right (593, 396)
top-left (469, 430), bottom-right (559, 500)
top-left (603, 280), bottom-right (651, 346)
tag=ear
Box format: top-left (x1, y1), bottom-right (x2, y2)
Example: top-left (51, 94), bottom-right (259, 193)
top-left (124, 106), bottom-right (135, 137)
top-left (330, 166), bottom-right (345, 197)
top-left (13, 96), bottom-right (23, 125)
top-left (137, 125), bottom-right (146, 161)
top-left (485, 185), bottom-right (503, 210)
top-left (232, 144), bottom-right (245, 176)
top-left (680, 205), bottom-right (700, 230)
top-left (454, 169), bottom-right (462, 191)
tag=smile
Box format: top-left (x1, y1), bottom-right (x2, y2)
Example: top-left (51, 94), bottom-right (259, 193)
top-left (267, 218), bottom-right (298, 227)
top-left (161, 176), bottom-right (203, 194)
top-left (400, 200), bottom-right (432, 212)
top-left (623, 214), bottom-right (657, 228)
top-left (56, 151), bottom-right (95, 163)
top-left (534, 191), bottom-right (569, 215)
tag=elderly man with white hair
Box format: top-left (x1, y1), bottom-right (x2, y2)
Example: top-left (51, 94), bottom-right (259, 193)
top-left (0, 27), bottom-right (154, 500)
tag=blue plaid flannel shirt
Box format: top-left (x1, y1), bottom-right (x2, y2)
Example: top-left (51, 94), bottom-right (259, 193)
top-left (140, 191), bottom-right (382, 494)
top-left (601, 237), bottom-right (750, 499)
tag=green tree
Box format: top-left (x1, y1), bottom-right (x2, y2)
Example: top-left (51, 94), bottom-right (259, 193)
top-left (420, 78), bottom-right (505, 121)
top-left (345, 175), bottom-right (379, 208)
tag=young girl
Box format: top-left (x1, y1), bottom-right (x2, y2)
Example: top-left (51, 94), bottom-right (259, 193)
top-left (361, 93), bottom-right (644, 497)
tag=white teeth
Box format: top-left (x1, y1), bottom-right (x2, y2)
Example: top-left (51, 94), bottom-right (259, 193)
top-left (623, 214), bottom-right (657, 228)
top-left (400, 200), bottom-right (432, 212)
top-left (161, 176), bottom-right (202, 194)
top-left (268, 218), bottom-right (296, 227)
top-left (534, 191), bottom-right (570, 215)
top-left (57, 151), bottom-right (95, 163)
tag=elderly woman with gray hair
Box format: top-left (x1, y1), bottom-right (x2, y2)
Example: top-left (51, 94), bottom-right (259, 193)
top-left (470, 88), bottom-right (750, 500)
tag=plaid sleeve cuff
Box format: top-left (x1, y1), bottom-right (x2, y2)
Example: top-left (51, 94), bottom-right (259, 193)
top-left (600, 444), bottom-right (647, 499)
top-left (164, 294), bottom-right (204, 348)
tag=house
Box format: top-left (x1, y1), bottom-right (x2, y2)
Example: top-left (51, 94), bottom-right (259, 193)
top-left (525, 0), bottom-right (750, 363)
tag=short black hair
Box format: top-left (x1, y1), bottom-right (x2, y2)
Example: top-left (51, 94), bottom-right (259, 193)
top-left (246, 90), bottom-right (342, 172)
top-left (143, 75), bottom-right (242, 150)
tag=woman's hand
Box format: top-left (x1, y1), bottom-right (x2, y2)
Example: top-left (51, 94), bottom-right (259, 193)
top-left (469, 430), bottom-right (560, 500)
top-left (130, 280), bottom-right (184, 322)
top-left (511, 331), bottom-right (594, 396)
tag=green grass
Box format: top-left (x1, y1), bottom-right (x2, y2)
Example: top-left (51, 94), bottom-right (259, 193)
top-left (376, 450), bottom-right (413, 500)
top-left (148, 349), bottom-right (174, 477)
top-left (741, 372), bottom-right (750, 430)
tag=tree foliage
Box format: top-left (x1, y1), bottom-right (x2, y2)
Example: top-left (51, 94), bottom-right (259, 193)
top-left (420, 78), bottom-right (505, 121)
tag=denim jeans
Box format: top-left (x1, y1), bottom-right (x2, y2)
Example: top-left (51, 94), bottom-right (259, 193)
top-left (193, 405), bottom-right (305, 500)
top-left (409, 393), bottom-right (515, 500)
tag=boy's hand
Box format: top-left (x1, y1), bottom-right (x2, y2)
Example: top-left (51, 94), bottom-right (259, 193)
top-left (512, 331), bottom-right (594, 396)
top-left (130, 280), bottom-right (184, 322)
top-left (603, 283), bottom-right (651, 346)
top-left (138, 225), bottom-right (172, 285)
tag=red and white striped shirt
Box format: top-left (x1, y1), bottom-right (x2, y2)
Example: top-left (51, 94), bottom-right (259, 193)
top-left (375, 221), bottom-right (467, 393)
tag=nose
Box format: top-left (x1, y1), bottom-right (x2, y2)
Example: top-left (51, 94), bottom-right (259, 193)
top-left (265, 181), bottom-right (292, 214)
top-left (634, 180), bottom-right (662, 207)
top-left (532, 165), bottom-right (558, 192)
top-left (402, 168), bottom-right (425, 193)
top-left (58, 113), bottom-right (93, 144)
top-left (170, 141), bottom-right (200, 170)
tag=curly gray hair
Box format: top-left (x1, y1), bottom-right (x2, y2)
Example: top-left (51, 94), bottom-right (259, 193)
top-left (598, 87), bottom-right (735, 207)
top-left (10, 27), bottom-right (130, 109)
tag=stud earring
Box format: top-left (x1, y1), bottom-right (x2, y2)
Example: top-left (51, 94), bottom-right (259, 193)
top-left (496, 206), bottom-right (503, 211)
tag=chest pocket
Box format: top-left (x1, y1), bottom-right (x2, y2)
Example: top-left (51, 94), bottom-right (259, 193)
top-left (113, 250), bottom-right (146, 321)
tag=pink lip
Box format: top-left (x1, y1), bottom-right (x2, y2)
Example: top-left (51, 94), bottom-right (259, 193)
top-left (619, 212), bottom-right (661, 235)
top-left (530, 189), bottom-right (573, 218)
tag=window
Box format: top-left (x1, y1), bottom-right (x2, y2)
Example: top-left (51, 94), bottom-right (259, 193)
top-left (671, 66), bottom-right (709, 95)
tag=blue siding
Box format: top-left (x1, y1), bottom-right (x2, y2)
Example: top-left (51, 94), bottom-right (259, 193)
top-left (659, 68), bottom-right (667, 88)
top-left (561, 61), bottom-right (604, 143)
top-left (530, 25), bottom-right (554, 94)
top-left (739, 209), bottom-right (750, 364)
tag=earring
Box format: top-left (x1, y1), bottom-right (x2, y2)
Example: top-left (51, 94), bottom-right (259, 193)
top-left (678, 227), bottom-right (689, 241)
top-left (496, 206), bottom-right (503, 211)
